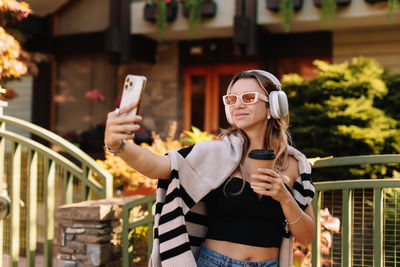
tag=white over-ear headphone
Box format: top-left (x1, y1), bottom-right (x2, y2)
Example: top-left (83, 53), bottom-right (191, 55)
top-left (224, 70), bottom-right (289, 124)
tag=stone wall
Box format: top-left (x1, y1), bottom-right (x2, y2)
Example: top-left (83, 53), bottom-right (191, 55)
top-left (55, 196), bottom-right (142, 267)
top-left (119, 42), bottom-right (181, 138)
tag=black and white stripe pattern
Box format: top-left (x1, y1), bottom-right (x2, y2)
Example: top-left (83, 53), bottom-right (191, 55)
top-left (149, 135), bottom-right (315, 267)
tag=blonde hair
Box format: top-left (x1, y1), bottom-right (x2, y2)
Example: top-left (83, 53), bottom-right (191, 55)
top-left (219, 70), bottom-right (291, 196)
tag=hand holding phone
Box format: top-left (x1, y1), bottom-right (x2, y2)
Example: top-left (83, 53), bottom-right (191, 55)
top-left (119, 74), bottom-right (147, 117)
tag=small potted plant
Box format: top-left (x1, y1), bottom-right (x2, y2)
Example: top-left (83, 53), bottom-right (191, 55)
top-left (144, 0), bottom-right (178, 40)
top-left (313, 0), bottom-right (351, 26)
top-left (182, 0), bottom-right (217, 18)
top-left (314, 0), bottom-right (351, 7)
top-left (266, 0), bottom-right (303, 12)
top-left (365, 0), bottom-right (399, 20)
top-left (182, 0), bottom-right (217, 38)
top-left (266, 0), bottom-right (303, 32)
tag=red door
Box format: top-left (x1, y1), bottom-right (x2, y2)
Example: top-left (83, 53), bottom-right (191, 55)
top-left (183, 63), bottom-right (259, 134)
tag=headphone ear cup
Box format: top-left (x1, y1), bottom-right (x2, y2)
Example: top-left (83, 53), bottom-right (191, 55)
top-left (277, 91), bottom-right (289, 117)
top-left (269, 91), bottom-right (289, 119)
top-left (269, 91), bottom-right (279, 119)
top-left (225, 105), bottom-right (234, 124)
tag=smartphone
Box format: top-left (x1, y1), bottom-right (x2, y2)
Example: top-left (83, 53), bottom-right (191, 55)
top-left (119, 74), bottom-right (147, 118)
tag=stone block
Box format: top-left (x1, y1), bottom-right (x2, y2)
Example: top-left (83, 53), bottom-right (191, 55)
top-left (87, 243), bottom-right (112, 266)
top-left (57, 260), bottom-right (77, 267)
top-left (66, 234), bottom-right (75, 241)
top-left (77, 234), bottom-right (112, 243)
top-left (58, 221), bottom-right (74, 228)
top-left (111, 226), bottom-right (122, 234)
top-left (71, 254), bottom-right (88, 261)
top-left (61, 231), bottom-right (66, 247)
top-left (110, 220), bottom-right (121, 228)
top-left (55, 197), bottom-right (142, 222)
top-left (85, 227), bottom-right (111, 235)
top-left (69, 241), bottom-right (85, 253)
top-left (57, 254), bottom-right (72, 260)
top-left (73, 222), bottom-right (108, 229)
top-left (59, 247), bottom-right (75, 254)
top-left (55, 204), bottom-right (115, 221)
top-left (66, 227), bottom-right (86, 234)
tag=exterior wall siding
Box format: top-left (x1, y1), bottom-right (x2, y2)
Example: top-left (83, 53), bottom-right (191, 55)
top-left (333, 25), bottom-right (400, 72)
top-left (3, 76), bottom-right (33, 138)
top-left (4, 76), bottom-right (33, 121)
top-left (56, 0), bottom-right (109, 35)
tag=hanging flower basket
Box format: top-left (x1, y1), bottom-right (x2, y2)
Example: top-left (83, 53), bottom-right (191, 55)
top-left (144, 4), bottom-right (157, 22)
top-left (313, 0), bottom-right (351, 7)
top-left (266, 0), bottom-right (303, 12)
top-left (183, 1), bottom-right (217, 18)
top-left (143, 2), bottom-right (178, 22)
top-left (143, 1), bottom-right (179, 40)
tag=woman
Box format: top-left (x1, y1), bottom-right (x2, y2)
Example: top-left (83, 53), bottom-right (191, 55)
top-left (104, 70), bottom-right (315, 267)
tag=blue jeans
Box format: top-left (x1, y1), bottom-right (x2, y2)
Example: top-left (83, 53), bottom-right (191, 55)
top-left (196, 243), bottom-right (279, 267)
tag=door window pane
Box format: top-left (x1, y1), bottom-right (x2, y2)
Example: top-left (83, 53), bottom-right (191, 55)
top-left (191, 75), bottom-right (205, 130)
top-left (218, 74), bottom-right (234, 130)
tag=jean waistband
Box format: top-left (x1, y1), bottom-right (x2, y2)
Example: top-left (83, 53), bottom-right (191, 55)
top-left (198, 243), bottom-right (279, 267)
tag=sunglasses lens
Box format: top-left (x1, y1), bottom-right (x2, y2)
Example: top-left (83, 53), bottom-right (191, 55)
top-left (224, 95), bottom-right (237, 105)
top-left (242, 93), bottom-right (257, 104)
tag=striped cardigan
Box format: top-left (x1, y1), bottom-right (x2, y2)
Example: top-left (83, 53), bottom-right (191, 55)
top-left (148, 134), bottom-right (315, 267)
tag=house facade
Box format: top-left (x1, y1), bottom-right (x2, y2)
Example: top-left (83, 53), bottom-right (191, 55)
top-left (5, 0), bottom-right (400, 158)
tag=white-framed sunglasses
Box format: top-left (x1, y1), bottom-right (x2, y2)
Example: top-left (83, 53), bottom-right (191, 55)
top-left (222, 91), bottom-right (269, 106)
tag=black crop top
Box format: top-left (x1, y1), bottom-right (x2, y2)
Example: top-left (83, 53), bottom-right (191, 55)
top-left (202, 177), bottom-right (286, 248)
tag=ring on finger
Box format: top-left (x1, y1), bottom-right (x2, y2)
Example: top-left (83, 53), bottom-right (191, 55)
top-left (115, 108), bottom-right (120, 115)
top-left (266, 183), bottom-right (272, 191)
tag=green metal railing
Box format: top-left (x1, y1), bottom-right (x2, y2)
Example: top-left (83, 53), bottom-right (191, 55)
top-left (121, 154), bottom-right (400, 267)
top-left (311, 154), bottom-right (400, 267)
top-left (0, 112), bottom-right (113, 267)
top-left (122, 193), bottom-right (156, 267)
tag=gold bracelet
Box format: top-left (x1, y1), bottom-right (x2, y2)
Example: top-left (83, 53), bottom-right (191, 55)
top-left (286, 210), bottom-right (304, 225)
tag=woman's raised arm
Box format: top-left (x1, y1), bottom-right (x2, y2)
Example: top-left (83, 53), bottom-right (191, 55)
top-left (104, 102), bottom-right (171, 179)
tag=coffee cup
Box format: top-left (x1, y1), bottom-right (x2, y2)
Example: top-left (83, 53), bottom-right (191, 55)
top-left (247, 149), bottom-right (276, 180)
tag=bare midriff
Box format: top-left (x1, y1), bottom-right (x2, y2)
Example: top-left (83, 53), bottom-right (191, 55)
top-left (204, 239), bottom-right (279, 261)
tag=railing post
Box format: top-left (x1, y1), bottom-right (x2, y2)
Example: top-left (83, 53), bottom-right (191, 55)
top-left (63, 170), bottom-right (73, 204)
top-left (104, 169), bottom-right (113, 199)
top-left (147, 198), bottom-right (155, 259)
top-left (374, 188), bottom-right (383, 267)
top-left (82, 165), bottom-right (91, 201)
top-left (0, 120), bottom-right (5, 267)
top-left (122, 204), bottom-right (131, 267)
top-left (10, 142), bottom-right (21, 267)
top-left (342, 189), bottom-right (353, 267)
top-left (45, 159), bottom-right (56, 267)
top-left (312, 190), bottom-right (321, 267)
top-left (27, 150), bottom-right (38, 267)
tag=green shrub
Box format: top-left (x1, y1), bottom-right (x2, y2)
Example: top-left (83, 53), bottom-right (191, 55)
top-left (283, 57), bottom-right (400, 181)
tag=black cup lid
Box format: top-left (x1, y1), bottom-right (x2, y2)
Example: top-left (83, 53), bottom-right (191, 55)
top-left (248, 149), bottom-right (276, 160)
